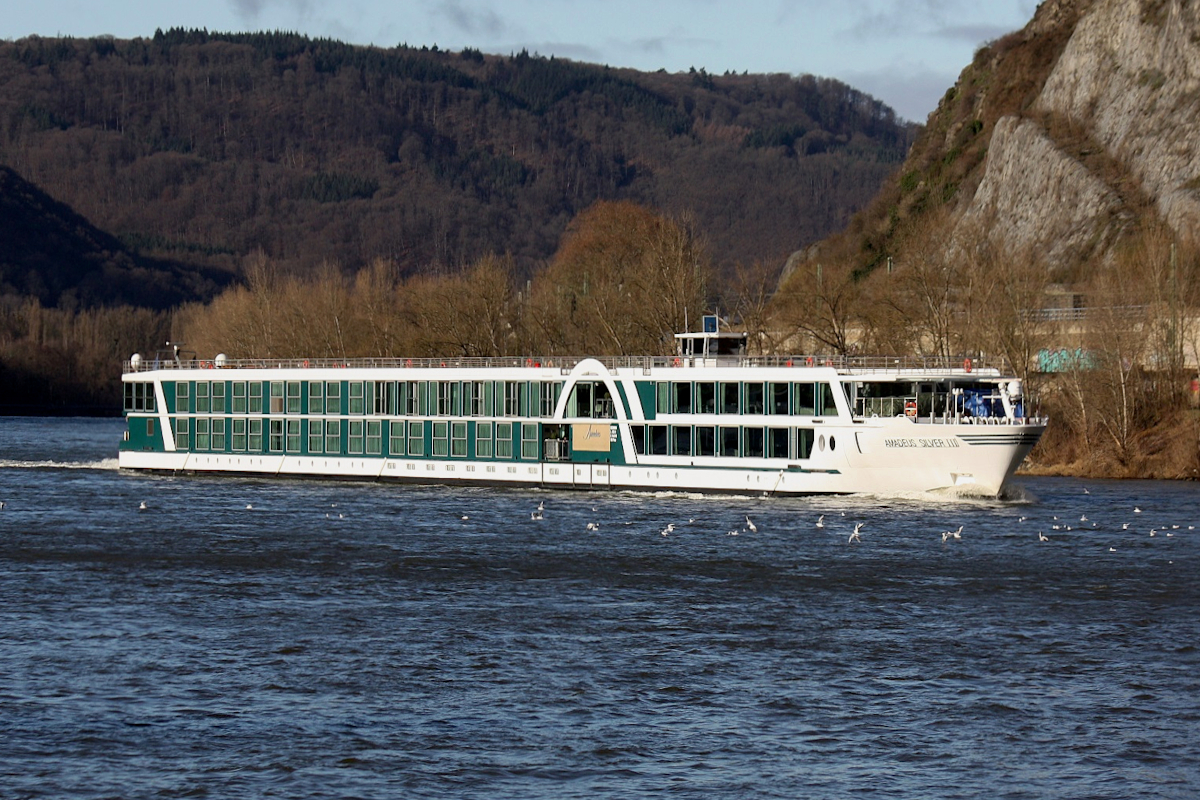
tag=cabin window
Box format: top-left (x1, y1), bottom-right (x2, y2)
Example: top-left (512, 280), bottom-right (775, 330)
top-left (389, 420), bottom-right (405, 456)
top-left (720, 426), bottom-right (739, 457)
top-left (210, 418), bottom-right (225, 451)
top-left (196, 382), bottom-right (211, 413)
top-left (367, 420), bottom-right (383, 455)
top-left (656, 382), bottom-right (669, 414)
top-left (176, 382), bottom-right (190, 413)
top-left (495, 422), bottom-right (513, 459)
top-left (476, 422), bottom-right (493, 458)
top-left (566, 381), bottom-right (614, 419)
top-left (286, 420), bottom-right (301, 453)
top-left (745, 383), bottom-right (764, 415)
top-left (407, 421), bottom-right (424, 456)
top-left (324, 420), bottom-right (340, 454)
top-left (519, 384), bottom-right (533, 418)
top-left (792, 383), bottom-right (816, 416)
top-left (521, 423), bottom-right (539, 459)
top-left (451, 422), bottom-right (467, 457)
top-left (673, 426), bottom-right (692, 456)
top-left (286, 381), bottom-right (301, 413)
top-left (631, 425), bottom-right (646, 455)
top-left (505, 382), bottom-right (521, 418)
top-left (249, 382), bottom-right (263, 414)
top-left (269, 382), bottom-right (284, 414)
top-left (325, 382), bottom-right (341, 415)
top-left (820, 383), bottom-right (840, 416)
top-left (349, 382), bottom-right (365, 415)
top-left (797, 428), bottom-right (814, 459)
top-left (768, 427), bottom-right (789, 459)
top-left (696, 382), bottom-right (716, 414)
top-left (308, 382), bottom-right (324, 414)
top-left (249, 418), bottom-right (263, 451)
top-left (195, 417), bottom-right (211, 451)
top-left (541, 382), bottom-right (560, 417)
top-left (212, 382), bottom-right (226, 413)
top-left (482, 382), bottom-right (495, 417)
top-left (435, 382), bottom-right (451, 416)
top-left (232, 382), bottom-right (247, 413)
top-left (648, 424), bottom-right (668, 456)
top-left (308, 419), bottom-right (323, 454)
top-left (349, 420), bottom-right (365, 454)
top-left (232, 418), bottom-right (247, 451)
top-left (146, 418), bottom-right (155, 438)
top-left (770, 383), bottom-right (788, 415)
top-left (379, 381), bottom-right (397, 416)
top-left (175, 418), bottom-right (190, 450)
top-left (721, 382), bottom-right (740, 414)
top-left (431, 421), bottom-right (448, 456)
top-left (367, 381), bottom-right (382, 415)
top-left (696, 426), bottom-right (716, 457)
top-left (744, 427), bottom-right (764, 458)
top-left (124, 382), bottom-right (157, 412)
top-left (673, 382), bottom-right (692, 414)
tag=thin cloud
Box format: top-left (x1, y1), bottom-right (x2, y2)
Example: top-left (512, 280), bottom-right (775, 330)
top-left (432, 0), bottom-right (507, 38)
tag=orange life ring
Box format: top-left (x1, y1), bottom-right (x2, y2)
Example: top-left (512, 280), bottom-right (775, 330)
top-left (673, 357), bottom-right (681, 367)
top-left (302, 359), bottom-right (310, 368)
top-left (905, 400), bottom-right (917, 418)
top-left (805, 356), bottom-right (814, 367)
top-left (786, 359), bottom-right (793, 367)
top-left (963, 358), bottom-right (973, 373)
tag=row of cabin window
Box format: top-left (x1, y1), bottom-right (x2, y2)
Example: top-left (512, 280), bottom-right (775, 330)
top-left (655, 381), bottom-right (840, 416)
top-left (173, 380), bottom-right (563, 418)
top-left (123, 382), bottom-right (157, 412)
top-left (174, 417), bottom-right (541, 460)
top-left (631, 424), bottom-right (825, 460)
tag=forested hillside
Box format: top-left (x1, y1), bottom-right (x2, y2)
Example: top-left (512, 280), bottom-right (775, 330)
top-left (0, 30), bottom-right (915, 280)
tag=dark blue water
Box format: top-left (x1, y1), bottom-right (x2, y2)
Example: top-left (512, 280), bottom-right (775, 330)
top-left (1, 417), bottom-right (1198, 798)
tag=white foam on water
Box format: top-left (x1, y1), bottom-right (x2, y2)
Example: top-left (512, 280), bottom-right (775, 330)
top-left (0, 457), bottom-right (120, 471)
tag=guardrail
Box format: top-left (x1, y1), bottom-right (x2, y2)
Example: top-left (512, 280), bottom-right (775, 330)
top-left (124, 353), bottom-right (1008, 374)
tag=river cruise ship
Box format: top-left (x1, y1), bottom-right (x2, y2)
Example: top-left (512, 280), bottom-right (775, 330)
top-left (119, 320), bottom-right (1045, 496)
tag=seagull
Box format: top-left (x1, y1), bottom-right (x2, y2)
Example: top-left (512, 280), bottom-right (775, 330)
top-left (727, 529), bottom-right (739, 536)
top-left (537, 500), bottom-right (545, 512)
top-left (460, 514), bottom-right (469, 521)
top-left (661, 523), bottom-right (675, 536)
top-left (586, 522), bottom-right (598, 531)
top-left (1122, 522), bottom-right (1130, 530)
top-left (138, 501), bottom-right (148, 511)
top-left (0, 501), bottom-right (6, 510)
top-left (1083, 487), bottom-right (1090, 494)
top-left (531, 509), bottom-right (543, 520)
top-left (1038, 531), bottom-right (1049, 542)
top-left (246, 503), bottom-right (254, 510)
top-left (1109, 547), bottom-right (1117, 552)
top-left (941, 525), bottom-right (963, 542)
top-left (745, 516), bottom-right (758, 533)
top-left (1080, 514), bottom-right (1088, 522)
top-left (815, 515), bottom-right (825, 529)
top-left (1018, 516), bottom-right (1027, 523)
top-left (1134, 507), bottom-right (1142, 513)
top-left (848, 522), bottom-right (863, 543)
top-left (1150, 529), bottom-right (1156, 537)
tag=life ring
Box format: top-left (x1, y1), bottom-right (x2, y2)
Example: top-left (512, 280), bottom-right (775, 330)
top-left (905, 400), bottom-right (917, 418)
top-left (673, 357), bottom-right (681, 367)
top-left (805, 356), bottom-right (814, 367)
top-left (963, 358), bottom-right (973, 373)
top-left (786, 359), bottom-right (793, 367)
top-left (302, 359), bottom-right (310, 368)
top-left (405, 358), bottom-right (413, 368)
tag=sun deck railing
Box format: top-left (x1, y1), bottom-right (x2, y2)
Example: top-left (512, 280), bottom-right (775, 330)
top-left (124, 353), bottom-right (1009, 374)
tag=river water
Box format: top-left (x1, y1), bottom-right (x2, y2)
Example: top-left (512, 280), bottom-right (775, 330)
top-left (1, 417), bottom-right (1197, 798)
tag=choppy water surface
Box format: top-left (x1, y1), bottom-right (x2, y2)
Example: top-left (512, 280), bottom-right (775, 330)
top-left (1, 417), bottom-right (1198, 798)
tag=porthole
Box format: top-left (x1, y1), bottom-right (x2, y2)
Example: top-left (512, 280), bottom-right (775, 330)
top-left (830, 436), bottom-right (837, 451)
top-left (818, 434), bottom-right (826, 451)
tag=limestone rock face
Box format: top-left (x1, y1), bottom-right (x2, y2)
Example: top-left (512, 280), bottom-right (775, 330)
top-left (955, 0), bottom-right (1198, 264)
top-left (1035, 0), bottom-right (1200, 236)
top-left (961, 115), bottom-right (1124, 263)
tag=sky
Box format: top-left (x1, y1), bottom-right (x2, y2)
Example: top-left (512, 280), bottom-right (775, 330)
top-left (1, 0), bottom-right (1039, 122)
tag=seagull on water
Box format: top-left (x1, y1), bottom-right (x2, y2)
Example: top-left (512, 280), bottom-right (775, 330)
top-left (815, 515), bottom-right (825, 529)
top-left (942, 525), bottom-right (963, 543)
top-left (1134, 507), bottom-right (1142, 513)
top-left (138, 500), bottom-right (148, 511)
top-left (1038, 532), bottom-right (1049, 542)
top-left (531, 509), bottom-right (543, 520)
top-left (848, 522), bottom-right (863, 543)
top-left (745, 516), bottom-right (758, 533)
top-left (586, 522), bottom-right (599, 531)
top-left (661, 523), bottom-right (675, 536)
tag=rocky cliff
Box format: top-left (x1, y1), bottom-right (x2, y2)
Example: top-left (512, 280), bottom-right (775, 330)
top-left (785, 0), bottom-right (1200, 285)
